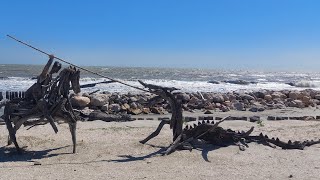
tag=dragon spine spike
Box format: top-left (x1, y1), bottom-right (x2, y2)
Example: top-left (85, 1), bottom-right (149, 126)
top-left (193, 124), bottom-right (197, 128)
top-left (211, 121), bottom-right (215, 124)
top-left (202, 120), bottom-right (205, 124)
top-left (288, 140), bottom-right (292, 144)
top-left (259, 133), bottom-right (263, 137)
top-left (206, 120), bottom-right (210, 123)
top-left (264, 135), bottom-right (269, 139)
top-left (271, 137), bottom-right (275, 140)
top-left (198, 121), bottom-right (202, 125)
top-left (276, 138), bottom-right (280, 142)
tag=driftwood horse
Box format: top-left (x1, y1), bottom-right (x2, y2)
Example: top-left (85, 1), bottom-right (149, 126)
top-left (3, 66), bottom-right (80, 153)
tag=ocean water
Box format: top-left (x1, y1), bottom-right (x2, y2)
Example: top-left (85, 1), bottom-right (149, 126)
top-left (1, 64), bottom-right (320, 94)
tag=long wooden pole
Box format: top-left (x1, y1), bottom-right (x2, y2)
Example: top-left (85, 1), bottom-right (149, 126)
top-left (6, 35), bottom-right (149, 92)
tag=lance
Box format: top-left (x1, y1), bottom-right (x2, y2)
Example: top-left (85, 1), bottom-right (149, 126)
top-left (6, 35), bottom-right (149, 92)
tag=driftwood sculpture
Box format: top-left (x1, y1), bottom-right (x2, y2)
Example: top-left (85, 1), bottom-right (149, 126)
top-left (2, 56), bottom-right (81, 153)
top-left (138, 81), bottom-right (320, 155)
top-left (138, 80), bottom-right (183, 143)
top-left (166, 119), bottom-right (320, 154)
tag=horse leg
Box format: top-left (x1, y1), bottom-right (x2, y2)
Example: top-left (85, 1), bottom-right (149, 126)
top-left (4, 115), bottom-right (21, 152)
top-left (44, 114), bottom-right (59, 133)
top-left (69, 122), bottom-right (77, 153)
top-left (38, 100), bottom-right (59, 133)
top-left (65, 101), bottom-right (77, 153)
top-left (4, 104), bottom-right (21, 152)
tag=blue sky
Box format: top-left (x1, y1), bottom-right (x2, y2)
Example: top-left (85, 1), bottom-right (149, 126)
top-left (1, 0), bottom-right (320, 70)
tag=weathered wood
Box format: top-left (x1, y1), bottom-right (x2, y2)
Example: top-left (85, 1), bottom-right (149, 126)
top-left (4, 57), bottom-right (81, 153)
top-left (138, 80), bottom-right (184, 147)
top-left (140, 119), bottom-right (170, 144)
top-left (6, 91), bottom-right (9, 99)
top-left (88, 111), bottom-right (132, 122)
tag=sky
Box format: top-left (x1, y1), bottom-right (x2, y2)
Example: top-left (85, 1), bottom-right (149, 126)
top-left (1, 0), bottom-right (320, 70)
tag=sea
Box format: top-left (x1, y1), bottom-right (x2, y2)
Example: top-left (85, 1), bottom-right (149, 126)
top-left (1, 64), bottom-right (320, 95)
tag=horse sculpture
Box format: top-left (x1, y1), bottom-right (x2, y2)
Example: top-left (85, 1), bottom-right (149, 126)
top-left (3, 66), bottom-right (81, 153)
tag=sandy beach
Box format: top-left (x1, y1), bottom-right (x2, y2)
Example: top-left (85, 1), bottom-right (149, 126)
top-left (1, 108), bottom-right (320, 180)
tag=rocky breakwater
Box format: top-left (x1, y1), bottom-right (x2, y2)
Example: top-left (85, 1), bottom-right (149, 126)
top-left (70, 89), bottom-right (320, 122)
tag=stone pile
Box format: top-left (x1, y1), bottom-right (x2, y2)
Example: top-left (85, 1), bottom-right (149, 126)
top-left (71, 89), bottom-right (320, 117)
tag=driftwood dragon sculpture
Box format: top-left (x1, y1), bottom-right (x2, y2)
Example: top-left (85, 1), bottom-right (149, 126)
top-left (139, 81), bottom-right (320, 155)
top-left (2, 56), bottom-right (81, 153)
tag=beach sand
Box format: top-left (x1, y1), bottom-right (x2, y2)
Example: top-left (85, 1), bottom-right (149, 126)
top-left (1, 109), bottom-right (320, 180)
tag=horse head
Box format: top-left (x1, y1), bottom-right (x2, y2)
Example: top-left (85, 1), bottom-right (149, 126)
top-left (70, 66), bottom-right (81, 94)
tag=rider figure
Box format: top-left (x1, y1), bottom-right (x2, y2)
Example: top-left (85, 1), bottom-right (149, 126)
top-left (25, 55), bottom-right (62, 102)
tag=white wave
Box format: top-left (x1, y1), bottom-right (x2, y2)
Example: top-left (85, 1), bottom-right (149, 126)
top-left (2, 77), bottom-right (320, 94)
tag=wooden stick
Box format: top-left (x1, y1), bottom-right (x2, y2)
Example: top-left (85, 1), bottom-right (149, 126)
top-left (7, 35), bottom-right (149, 93)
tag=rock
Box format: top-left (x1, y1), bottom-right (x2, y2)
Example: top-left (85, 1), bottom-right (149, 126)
top-left (79, 107), bottom-right (94, 117)
top-left (130, 102), bottom-right (138, 109)
top-left (176, 93), bottom-right (190, 102)
top-left (288, 100), bottom-right (304, 108)
top-left (90, 94), bottom-right (109, 107)
top-left (249, 116), bottom-right (260, 122)
top-left (227, 94), bottom-right (237, 101)
top-left (142, 108), bottom-right (151, 114)
top-left (129, 96), bottom-right (138, 103)
top-left (271, 92), bottom-right (287, 99)
top-left (203, 93), bottom-right (213, 101)
top-left (71, 95), bottom-right (90, 108)
top-left (253, 91), bottom-right (266, 99)
top-left (301, 96), bottom-right (311, 105)
top-left (128, 108), bottom-right (142, 115)
top-left (150, 107), bottom-right (164, 114)
top-left (220, 105), bottom-right (230, 112)
top-left (204, 102), bottom-right (215, 110)
top-left (314, 94), bottom-right (320, 100)
top-left (233, 102), bottom-right (245, 111)
top-left (109, 103), bottom-right (121, 112)
top-left (288, 91), bottom-right (300, 100)
top-left (204, 110), bottom-right (213, 114)
top-left (311, 99), bottom-right (320, 105)
top-left (241, 94), bottom-right (255, 101)
top-left (264, 94), bottom-right (272, 101)
top-left (101, 104), bottom-right (109, 111)
top-left (249, 107), bottom-right (258, 112)
top-left (308, 90), bottom-right (318, 99)
top-left (121, 103), bottom-right (130, 110)
top-left (273, 104), bottom-right (286, 109)
top-left (82, 92), bottom-right (90, 97)
top-left (212, 94), bottom-right (224, 103)
top-left (189, 96), bottom-right (200, 104)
